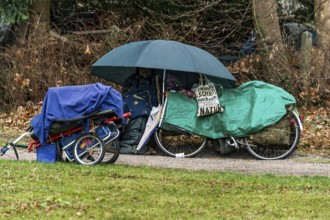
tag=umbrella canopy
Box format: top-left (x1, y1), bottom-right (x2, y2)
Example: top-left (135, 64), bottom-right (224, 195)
top-left (91, 39), bottom-right (236, 87)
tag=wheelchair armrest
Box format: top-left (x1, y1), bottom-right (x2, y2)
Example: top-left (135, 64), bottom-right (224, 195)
top-left (53, 109), bottom-right (115, 123)
top-left (53, 111), bottom-right (98, 123)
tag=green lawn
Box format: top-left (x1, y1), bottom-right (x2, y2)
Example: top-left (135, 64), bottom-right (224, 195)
top-left (0, 160), bottom-right (329, 219)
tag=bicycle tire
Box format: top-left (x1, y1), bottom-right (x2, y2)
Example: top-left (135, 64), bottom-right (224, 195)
top-left (73, 133), bottom-right (105, 165)
top-left (102, 139), bottom-right (120, 164)
top-left (154, 128), bottom-right (207, 158)
top-left (245, 110), bottom-right (301, 160)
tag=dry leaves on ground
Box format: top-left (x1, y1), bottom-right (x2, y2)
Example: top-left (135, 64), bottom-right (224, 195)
top-left (0, 103), bottom-right (41, 133)
top-left (299, 106), bottom-right (330, 155)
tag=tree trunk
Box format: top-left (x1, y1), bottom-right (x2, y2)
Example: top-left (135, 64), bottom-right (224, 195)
top-left (314, 0), bottom-right (330, 95)
top-left (315, 0), bottom-right (330, 53)
top-left (252, 0), bottom-right (291, 84)
top-left (300, 32), bottom-right (313, 107)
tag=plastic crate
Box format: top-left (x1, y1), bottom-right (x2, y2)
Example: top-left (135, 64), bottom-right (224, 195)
top-left (96, 125), bottom-right (111, 142)
top-left (60, 131), bottom-right (81, 161)
top-left (96, 124), bottom-right (119, 144)
top-left (36, 143), bottom-right (57, 163)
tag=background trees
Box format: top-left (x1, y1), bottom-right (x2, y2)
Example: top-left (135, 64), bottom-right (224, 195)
top-left (314, 0), bottom-right (330, 104)
top-left (252, 0), bottom-right (291, 83)
top-left (0, 0), bottom-right (329, 110)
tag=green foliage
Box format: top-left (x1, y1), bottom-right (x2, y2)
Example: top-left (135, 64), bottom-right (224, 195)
top-left (0, 0), bottom-right (35, 23)
top-left (0, 160), bottom-right (329, 219)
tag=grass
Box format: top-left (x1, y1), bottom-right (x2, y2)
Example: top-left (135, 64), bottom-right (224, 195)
top-left (0, 160), bottom-right (329, 220)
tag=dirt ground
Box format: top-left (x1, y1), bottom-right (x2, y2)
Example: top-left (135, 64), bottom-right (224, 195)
top-left (1, 146), bottom-right (329, 177)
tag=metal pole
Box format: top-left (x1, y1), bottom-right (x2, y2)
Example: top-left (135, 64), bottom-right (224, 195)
top-left (162, 69), bottom-right (166, 104)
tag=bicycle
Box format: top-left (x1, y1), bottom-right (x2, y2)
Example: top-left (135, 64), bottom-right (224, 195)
top-left (150, 77), bottom-right (303, 160)
top-left (154, 107), bottom-right (302, 160)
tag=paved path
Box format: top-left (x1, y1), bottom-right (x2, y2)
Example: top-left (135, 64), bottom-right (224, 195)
top-left (2, 148), bottom-right (330, 177)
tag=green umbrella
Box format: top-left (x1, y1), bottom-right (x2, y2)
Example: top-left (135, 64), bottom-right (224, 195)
top-left (91, 40), bottom-right (236, 88)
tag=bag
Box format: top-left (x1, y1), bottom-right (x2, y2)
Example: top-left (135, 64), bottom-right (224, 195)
top-left (250, 117), bottom-right (291, 146)
top-left (119, 116), bottom-right (149, 154)
top-left (194, 75), bottom-right (223, 117)
top-left (36, 142), bottom-right (58, 163)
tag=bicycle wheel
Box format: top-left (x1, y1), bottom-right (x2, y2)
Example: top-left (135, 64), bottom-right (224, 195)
top-left (102, 139), bottom-right (120, 164)
top-left (154, 128), bottom-right (207, 157)
top-left (245, 110), bottom-right (301, 160)
top-left (73, 133), bottom-right (105, 165)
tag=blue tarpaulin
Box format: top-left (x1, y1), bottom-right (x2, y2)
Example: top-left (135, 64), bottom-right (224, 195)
top-left (31, 83), bottom-right (123, 144)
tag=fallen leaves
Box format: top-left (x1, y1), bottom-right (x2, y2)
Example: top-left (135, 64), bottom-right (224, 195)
top-left (0, 104), bottom-right (41, 132)
top-left (299, 106), bottom-right (330, 154)
top-left (14, 74), bottom-right (30, 89)
top-left (84, 44), bottom-right (91, 55)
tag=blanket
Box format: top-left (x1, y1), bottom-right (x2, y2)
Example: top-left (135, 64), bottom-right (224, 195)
top-left (31, 83), bottom-right (123, 144)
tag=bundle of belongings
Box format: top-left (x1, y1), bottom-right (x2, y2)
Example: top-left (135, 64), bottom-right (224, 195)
top-left (161, 80), bottom-right (296, 140)
top-left (119, 68), bottom-right (158, 154)
top-left (119, 69), bottom-right (187, 154)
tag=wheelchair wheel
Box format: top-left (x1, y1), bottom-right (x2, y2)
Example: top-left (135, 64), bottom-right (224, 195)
top-left (244, 110), bottom-right (301, 160)
top-left (73, 133), bottom-right (105, 165)
top-left (102, 139), bottom-right (120, 164)
top-left (154, 128), bottom-right (207, 158)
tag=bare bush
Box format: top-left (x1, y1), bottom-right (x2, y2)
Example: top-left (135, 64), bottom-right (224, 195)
top-left (0, 1), bottom-right (329, 111)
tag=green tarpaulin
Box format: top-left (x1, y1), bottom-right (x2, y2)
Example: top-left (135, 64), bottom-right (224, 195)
top-left (161, 81), bottom-right (296, 139)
